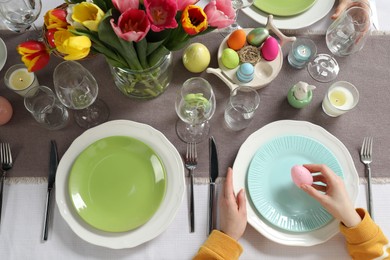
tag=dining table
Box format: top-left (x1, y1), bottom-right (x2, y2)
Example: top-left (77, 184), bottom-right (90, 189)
top-left (0, 0), bottom-right (390, 259)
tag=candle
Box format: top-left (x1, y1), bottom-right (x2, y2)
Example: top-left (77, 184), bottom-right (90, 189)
top-left (322, 81), bottom-right (359, 117)
top-left (4, 64), bottom-right (39, 97)
top-left (288, 38), bottom-right (317, 69)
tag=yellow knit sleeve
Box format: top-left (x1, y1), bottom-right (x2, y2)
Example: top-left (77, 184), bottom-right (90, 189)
top-left (340, 208), bottom-right (390, 259)
top-left (193, 230), bottom-right (243, 260)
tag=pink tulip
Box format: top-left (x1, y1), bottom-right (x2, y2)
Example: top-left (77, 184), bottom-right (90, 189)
top-left (110, 9), bottom-right (150, 42)
top-left (177, 0), bottom-right (199, 11)
top-left (112, 0), bottom-right (139, 13)
top-left (144, 0), bottom-right (178, 32)
top-left (204, 0), bottom-right (235, 29)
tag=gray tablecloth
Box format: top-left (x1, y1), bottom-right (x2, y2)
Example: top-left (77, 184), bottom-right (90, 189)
top-left (1, 30), bottom-right (389, 180)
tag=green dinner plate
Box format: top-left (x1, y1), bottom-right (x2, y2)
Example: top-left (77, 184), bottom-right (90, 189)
top-left (254, 0), bottom-right (317, 17)
top-left (247, 135), bottom-right (343, 232)
top-left (68, 136), bottom-right (166, 232)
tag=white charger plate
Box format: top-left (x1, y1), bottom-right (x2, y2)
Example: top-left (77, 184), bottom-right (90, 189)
top-left (233, 120), bottom-right (359, 246)
top-left (242, 1), bottom-right (335, 30)
top-left (0, 37), bottom-right (7, 71)
top-left (56, 120), bottom-right (185, 249)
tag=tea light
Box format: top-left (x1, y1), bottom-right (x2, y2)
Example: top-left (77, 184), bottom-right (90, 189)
top-left (288, 38), bottom-right (317, 69)
top-left (4, 64), bottom-right (39, 97)
top-left (322, 81), bottom-right (359, 117)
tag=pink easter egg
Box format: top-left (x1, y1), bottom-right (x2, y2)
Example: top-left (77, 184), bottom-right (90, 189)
top-left (291, 165), bottom-right (313, 187)
top-left (260, 36), bottom-right (279, 61)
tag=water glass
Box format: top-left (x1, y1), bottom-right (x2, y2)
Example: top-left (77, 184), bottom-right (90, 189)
top-left (224, 86), bottom-right (260, 131)
top-left (322, 81), bottom-right (359, 117)
top-left (0, 0), bottom-right (42, 33)
top-left (24, 86), bottom-right (69, 130)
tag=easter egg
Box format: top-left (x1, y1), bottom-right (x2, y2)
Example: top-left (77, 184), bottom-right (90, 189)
top-left (221, 48), bottom-right (240, 69)
top-left (247, 28), bottom-right (269, 47)
top-left (291, 165), bottom-right (313, 187)
top-left (182, 43), bottom-right (211, 73)
top-left (236, 63), bottom-right (254, 83)
top-left (0, 96), bottom-right (13, 126)
top-left (227, 29), bottom-right (247, 51)
top-left (261, 36), bottom-right (279, 61)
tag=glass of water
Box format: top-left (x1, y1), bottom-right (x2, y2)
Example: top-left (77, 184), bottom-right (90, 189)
top-left (224, 86), bottom-right (260, 131)
top-left (0, 0), bottom-right (42, 33)
top-left (307, 3), bottom-right (371, 82)
top-left (175, 77), bottom-right (216, 143)
top-left (53, 61), bottom-right (109, 129)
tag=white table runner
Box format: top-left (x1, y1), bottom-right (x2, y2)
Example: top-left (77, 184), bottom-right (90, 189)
top-left (0, 182), bottom-right (389, 259)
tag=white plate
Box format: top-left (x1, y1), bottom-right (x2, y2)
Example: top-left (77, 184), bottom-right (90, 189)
top-left (56, 120), bottom-right (185, 249)
top-left (233, 120), bottom-right (359, 246)
top-left (242, 1), bottom-right (335, 30)
top-left (0, 37), bottom-right (7, 71)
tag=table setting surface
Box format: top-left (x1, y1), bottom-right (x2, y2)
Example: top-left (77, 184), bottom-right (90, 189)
top-left (1, 0), bottom-right (390, 259)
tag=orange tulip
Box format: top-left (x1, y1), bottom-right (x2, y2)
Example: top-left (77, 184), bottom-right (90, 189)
top-left (181, 5), bottom-right (208, 35)
top-left (17, 41), bottom-right (50, 72)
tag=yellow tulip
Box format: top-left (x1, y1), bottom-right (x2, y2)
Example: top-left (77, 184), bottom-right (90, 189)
top-left (71, 2), bottom-right (104, 31)
top-left (54, 30), bottom-right (91, 60)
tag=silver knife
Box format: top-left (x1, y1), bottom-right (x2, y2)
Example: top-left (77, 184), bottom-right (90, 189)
top-left (208, 136), bottom-right (219, 234)
top-left (42, 140), bottom-right (58, 241)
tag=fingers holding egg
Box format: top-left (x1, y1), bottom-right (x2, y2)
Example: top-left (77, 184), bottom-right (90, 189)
top-left (291, 165), bottom-right (313, 187)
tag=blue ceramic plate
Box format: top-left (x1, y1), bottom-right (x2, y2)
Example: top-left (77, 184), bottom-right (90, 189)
top-left (247, 135), bottom-right (343, 232)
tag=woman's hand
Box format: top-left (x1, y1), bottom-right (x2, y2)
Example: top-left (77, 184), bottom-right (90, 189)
top-left (219, 167), bottom-right (247, 240)
top-left (300, 164), bottom-right (361, 227)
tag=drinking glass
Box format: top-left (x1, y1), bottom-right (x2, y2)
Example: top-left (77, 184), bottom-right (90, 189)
top-left (53, 61), bottom-right (109, 129)
top-left (175, 77), bottom-right (216, 143)
top-left (220, 0), bottom-right (254, 37)
top-left (307, 3), bottom-right (371, 82)
top-left (0, 0), bottom-right (42, 33)
top-left (24, 85), bottom-right (69, 130)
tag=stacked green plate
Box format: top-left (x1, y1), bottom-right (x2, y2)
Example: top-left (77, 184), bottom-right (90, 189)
top-left (68, 136), bottom-right (166, 233)
top-left (253, 0), bottom-right (317, 16)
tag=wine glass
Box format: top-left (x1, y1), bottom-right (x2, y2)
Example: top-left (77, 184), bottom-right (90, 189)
top-left (307, 3), bottom-right (371, 82)
top-left (0, 0), bottom-right (42, 33)
top-left (53, 61), bottom-right (109, 129)
top-left (220, 0), bottom-right (254, 37)
top-left (175, 77), bottom-right (216, 143)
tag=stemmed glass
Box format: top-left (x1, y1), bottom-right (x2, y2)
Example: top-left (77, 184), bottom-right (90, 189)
top-left (0, 0), bottom-right (42, 33)
top-left (53, 61), bottom-right (109, 129)
top-left (307, 3), bottom-right (371, 82)
top-left (175, 77), bottom-right (216, 143)
top-left (220, 0), bottom-right (254, 37)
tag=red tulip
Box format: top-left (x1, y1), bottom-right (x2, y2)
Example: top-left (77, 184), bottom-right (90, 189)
top-left (110, 9), bottom-right (150, 42)
top-left (45, 28), bottom-right (57, 48)
top-left (17, 41), bottom-right (50, 72)
top-left (144, 0), bottom-right (178, 32)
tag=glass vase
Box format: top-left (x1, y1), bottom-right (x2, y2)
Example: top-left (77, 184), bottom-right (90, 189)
top-left (109, 52), bottom-right (173, 99)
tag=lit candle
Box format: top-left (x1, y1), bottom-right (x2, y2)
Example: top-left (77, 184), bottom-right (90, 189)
top-left (288, 38), bottom-right (317, 69)
top-left (4, 64), bottom-right (39, 97)
top-left (9, 68), bottom-right (34, 90)
top-left (322, 81), bottom-right (359, 117)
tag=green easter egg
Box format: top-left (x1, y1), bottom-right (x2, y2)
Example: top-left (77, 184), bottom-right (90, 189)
top-left (247, 28), bottom-right (269, 47)
top-left (221, 48), bottom-right (240, 69)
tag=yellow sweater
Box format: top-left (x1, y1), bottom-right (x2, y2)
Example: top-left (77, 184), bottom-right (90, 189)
top-left (193, 209), bottom-right (389, 260)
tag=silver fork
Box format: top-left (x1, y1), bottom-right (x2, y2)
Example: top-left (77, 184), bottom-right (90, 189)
top-left (184, 142), bottom-right (197, 233)
top-left (0, 143), bottom-right (13, 225)
top-left (360, 137), bottom-right (373, 219)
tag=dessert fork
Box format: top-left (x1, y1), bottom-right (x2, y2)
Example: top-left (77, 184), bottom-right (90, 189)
top-left (184, 142), bottom-right (197, 233)
top-left (360, 137), bottom-right (373, 219)
top-left (0, 143), bottom-right (13, 225)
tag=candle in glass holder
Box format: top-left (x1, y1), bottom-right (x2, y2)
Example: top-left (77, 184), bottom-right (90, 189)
top-left (4, 64), bottom-right (39, 97)
top-left (322, 81), bottom-right (359, 117)
top-left (288, 38), bottom-right (317, 69)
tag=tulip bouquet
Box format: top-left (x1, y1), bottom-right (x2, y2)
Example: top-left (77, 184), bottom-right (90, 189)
top-left (17, 0), bottom-right (235, 75)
